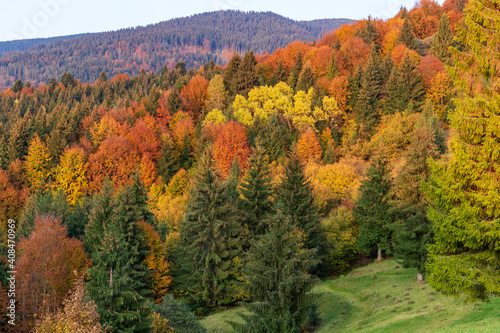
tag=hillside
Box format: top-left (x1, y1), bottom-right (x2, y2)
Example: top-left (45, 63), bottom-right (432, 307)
top-left (0, 34), bottom-right (85, 55)
top-left (201, 260), bottom-right (500, 333)
top-left (0, 11), bottom-right (352, 89)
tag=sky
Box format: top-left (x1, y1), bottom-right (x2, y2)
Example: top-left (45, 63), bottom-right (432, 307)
top-left (1, 0), bottom-right (446, 42)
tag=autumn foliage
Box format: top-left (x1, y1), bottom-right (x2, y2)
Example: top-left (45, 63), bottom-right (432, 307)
top-left (213, 121), bottom-right (251, 177)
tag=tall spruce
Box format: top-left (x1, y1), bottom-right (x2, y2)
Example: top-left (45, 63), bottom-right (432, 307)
top-left (239, 143), bottom-right (273, 239)
top-left (296, 65), bottom-right (315, 92)
top-left (287, 52), bottom-right (303, 91)
top-left (384, 54), bottom-right (425, 114)
top-left (229, 203), bottom-right (319, 333)
top-left (391, 126), bottom-right (438, 282)
top-left (354, 48), bottom-right (382, 138)
top-left (177, 149), bottom-right (241, 307)
top-left (273, 59), bottom-right (288, 83)
top-left (424, 0), bottom-right (500, 301)
top-left (223, 54), bottom-right (242, 97)
top-left (327, 51), bottom-right (340, 79)
top-left (87, 175), bottom-right (154, 333)
top-left (359, 18), bottom-right (379, 49)
top-left (398, 18), bottom-right (419, 51)
top-left (354, 148), bottom-right (393, 261)
top-left (431, 13), bottom-right (453, 62)
top-left (235, 51), bottom-right (259, 97)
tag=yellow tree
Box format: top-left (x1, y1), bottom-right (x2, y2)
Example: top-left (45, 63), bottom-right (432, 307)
top-left (54, 147), bottom-right (88, 205)
top-left (25, 134), bottom-right (52, 190)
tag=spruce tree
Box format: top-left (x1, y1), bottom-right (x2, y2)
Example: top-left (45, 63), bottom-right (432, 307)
top-left (327, 51), bottom-right (340, 79)
top-left (239, 143), bottom-right (273, 239)
top-left (424, 0), bottom-right (500, 301)
top-left (398, 18), bottom-right (419, 51)
top-left (235, 51), bottom-right (259, 97)
top-left (360, 18), bottom-right (379, 49)
top-left (287, 52), bottom-right (303, 91)
top-left (277, 152), bottom-right (321, 255)
top-left (223, 54), bottom-right (242, 97)
top-left (87, 176), bottom-right (154, 332)
top-left (391, 126), bottom-right (438, 282)
top-left (157, 139), bottom-right (181, 184)
top-left (296, 66), bottom-right (315, 92)
top-left (354, 48), bottom-right (382, 138)
top-left (177, 149), bottom-right (241, 307)
top-left (273, 59), bottom-right (288, 83)
top-left (431, 13), bottom-right (453, 62)
top-left (166, 89), bottom-right (181, 114)
top-left (354, 148), bottom-right (392, 261)
top-left (229, 203), bottom-right (319, 333)
top-left (84, 179), bottom-right (114, 254)
top-left (384, 54), bottom-right (425, 114)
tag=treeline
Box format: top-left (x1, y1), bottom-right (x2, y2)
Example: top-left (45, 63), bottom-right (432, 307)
top-left (0, 11), bottom-right (352, 90)
top-left (3, 0), bottom-right (498, 332)
top-left (0, 33), bottom-right (85, 55)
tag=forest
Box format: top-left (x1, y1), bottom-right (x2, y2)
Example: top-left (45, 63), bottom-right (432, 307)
top-left (1, 0), bottom-right (499, 332)
top-left (0, 11), bottom-right (351, 90)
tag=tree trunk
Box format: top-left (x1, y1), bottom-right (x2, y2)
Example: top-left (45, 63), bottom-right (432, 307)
top-left (417, 272), bottom-right (424, 283)
top-left (377, 247), bottom-right (382, 262)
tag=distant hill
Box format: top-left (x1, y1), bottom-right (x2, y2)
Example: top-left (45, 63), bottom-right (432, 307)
top-left (0, 11), bottom-right (352, 89)
top-left (0, 34), bottom-right (86, 55)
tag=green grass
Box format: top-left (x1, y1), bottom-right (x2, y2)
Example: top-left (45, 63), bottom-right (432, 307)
top-left (201, 259), bottom-right (500, 333)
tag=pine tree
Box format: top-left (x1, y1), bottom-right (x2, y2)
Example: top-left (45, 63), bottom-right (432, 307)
top-left (360, 18), bottom-right (379, 49)
top-left (354, 48), bottom-right (382, 138)
top-left (296, 66), bottom-right (315, 92)
top-left (273, 59), bottom-right (288, 83)
top-left (239, 143), bottom-right (273, 239)
top-left (223, 54), bottom-right (241, 97)
top-left (354, 148), bottom-right (392, 261)
top-left (166, 89), bottom-right (181, 114)
top-left (391, 126), bottom-right (438, 282)
top-left (431, 13), bottom-right (453, 62)
top-left (398, 18), bottom-right (419, 51)
top-left (87, 176), bottom-right (154, 332)
top-left (235, 51), bottom-right (259, 97)
top-left (288, 52), bottom-right (303, 91)
top-left (424, 0), bottom-right (500, 301)
top-left (277, 152), bottom-right (321, 254)
top-left (384, 55), bottom-right (425, 114)
top-left (327, 51), bottom-right (340, 79)
top-left (177, 149), bottom-right (241, 308)
top-left (98, 71), bottom-right (108, 83)
top-left (229, 203), bottom-right (319, 333)
top-left (419, 101), bottom-right (447, 154)
top-left (157, 139), bottom-right (181, 184)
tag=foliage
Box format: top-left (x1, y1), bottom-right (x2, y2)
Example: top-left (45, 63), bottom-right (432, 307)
top-left (213, 121), bottom-right (251, 177)
top-left (25, 134), bottom-right (52, 190)
top-left (153, 294), bottom-right (207, 333)
top-left (54, 147), bottom-right (88, 205)
top-left (296, 130), bottom-right (322, 164)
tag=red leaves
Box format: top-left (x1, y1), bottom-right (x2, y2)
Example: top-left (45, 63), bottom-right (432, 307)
top-left (213, 121), bottom-right (250, 177)
top-left (180, 75), bottom-right (209, 120)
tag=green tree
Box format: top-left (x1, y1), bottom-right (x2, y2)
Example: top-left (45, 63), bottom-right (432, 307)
top-left (354, 148), bottom-right (393, 261)
top-left (431, 13), bottom-right (453, 62)
top-left (207, 74), bottom-right (227, 110)
top-left (239, 143), bottom-right (273, 239)
top-left (360, 18), bottom-right (379, 49)
top-left (177, 149), bottom-right (241, 308)
top-left (398, 18), bottom-right (419, 51)
top-left (152, 295), bottom-right (206, 333)
top-left (327, 51), bottom-right (340, 79)
top-left (235, 51), bottom-right (259, 97)
top-left (287, 52), bottom-right (303, 91)
top-left (384, 55), bottom-right (425, 114)
top-left (87, 176), bottom-right (154, 332)
top-left (296, 65), bottom-right (315, 92)
top-left (273, 59), bottom-right (288, 83)
top-left (391, 126), bottom-right (438, 282)
top-left (167, 89), bottom-right (182, 114)
top-left (223, 54), bottom-right (241, 97)
top-left (12, 79), bottom-right (23, 93)
top-left (229, 203), bottom-right (319, 333)
top-left (424, 0), bottom-right (500, 301)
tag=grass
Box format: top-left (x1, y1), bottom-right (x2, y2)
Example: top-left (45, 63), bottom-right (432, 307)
top-left (201, 259), bottom-right (500, 333)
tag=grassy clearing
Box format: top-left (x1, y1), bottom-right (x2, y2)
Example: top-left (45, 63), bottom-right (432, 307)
top-left (201, 259), bottom-right (500, 333)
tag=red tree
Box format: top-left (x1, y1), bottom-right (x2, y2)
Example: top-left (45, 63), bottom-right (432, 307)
top-left (213, 121), bottom-right (251, 177)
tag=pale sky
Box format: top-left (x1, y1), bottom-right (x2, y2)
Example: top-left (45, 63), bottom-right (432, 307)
top-left (1, 0), bottom-right (446, 42)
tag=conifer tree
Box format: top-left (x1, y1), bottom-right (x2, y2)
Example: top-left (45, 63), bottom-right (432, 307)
top-left (239, 143), bottom-right (273, 239)
top-left (327, 51), bottom-right (340, 79)
top-left (235, 51), bottom-right (259, 97)
top-left (87, 175), bottom-right (154, 332)
top-left (229, 203), bottom-right (319, 333)
top-left (223, 54), bottom-right (242, 97)
top-left (391, 126), bottom-right (438, 282)
top-left (354, 148), bottom-right (392, 261)
top-left (157, 139), bottom-right (181, 184)
top-left (177, 149), bottom-right (241, 307)
top-left (431, 13), bottom-right (453, 62)
top-left (398, 18), bottom-right (419, 51)
top-left (354, 48), bottom-right (382, 137)
top-left (384, 55), bottom-right (425, 114)
top-left (277, 152), bottom-right (321, 254)
top-left (360, 18), bottom-right (379, 49)
top-left (296, 66), bottom-right (315, 92)
top-left (166, 89), bottom-right (181, 114)
top-left (273, 59), bottom-right (288, 83)
top-left (288, 52), bottom-right (303, 91)
top-left (424, 0), bottom-right (500, 301)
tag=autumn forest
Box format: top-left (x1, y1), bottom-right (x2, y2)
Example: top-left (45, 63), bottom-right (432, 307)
top-left (1, 0), bottom-right (499, 332)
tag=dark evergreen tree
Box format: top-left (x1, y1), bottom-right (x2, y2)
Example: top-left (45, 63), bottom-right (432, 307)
top-left (431, 13), bottom-right (453, 62)
top-left (296, 66), bottom-right (315, 92)
top-left (354, 48), bottom-right (382, 137)
top-left (419, 101), bottom-right (447, 154)
top-left (384, 55), bottom-right (425, 114)
top-left (157, 139), bottom-right (181, 184)
top-left (152, 295), bottom-right (207, 333)
top-left (223, 54), bottom-right (242, 97)
top-left (175, 61), bottom-right (187, 76)
top-left (273, 59), bottom-right (288, 83)
top-left (12, 79), bottom-right (23, 93)
top-left (379, 55), bottom-right (394, 86)
top-left (60, 72), bottom-right (76, 87)
top-left (229, 203), bottom-right (319, 333)
top-left (239, 143), bottom-right (273, 239)
top-left (398, 18), bottom-right (419, 51)
top-left (166, 89), bottom-right (182, 114)
top-left (287, 52), bottom-right (303, 90)
top-left (235, 50), bottom-right (259, 97)
top-left (98, 71), bottom-right (108, 83)
top-left (347, 65), bottom-right (363, 110)
top-left (354, 148), bottom-right (393, 261)
top-left (177, 149), bottom-right (241, 308)
top-left (327, 51), bottom-right (340, 79)
top-left (87, 176), bottom-right (154, 333)
top-left (84, 180), bottom-right (115, 254)
top-left (359, 18), bottom-right (379, 49)
top-left (391, 126), bottom-right (438, 282)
